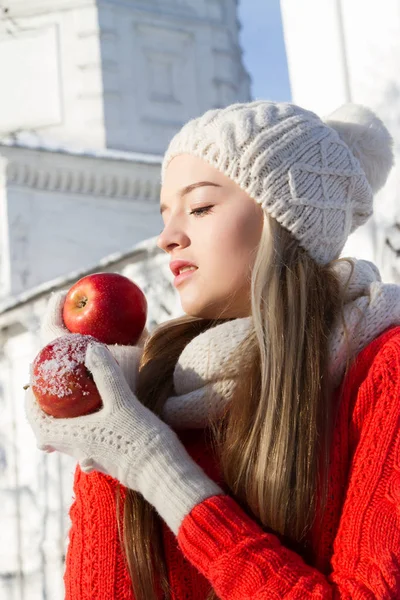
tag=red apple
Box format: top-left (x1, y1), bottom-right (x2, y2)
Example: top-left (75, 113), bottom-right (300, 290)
top-left (63, 272), bottom-right (147, 346)
top-left (31, 334), bottom-right (103, 418)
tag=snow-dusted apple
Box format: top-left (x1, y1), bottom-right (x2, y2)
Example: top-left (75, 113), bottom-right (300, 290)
top-left (31, 334), bottom-right (102, 419)
top-left (62, 272), bottom-right (147, 346)
top-left (30, 273), bottom-right (147, 418)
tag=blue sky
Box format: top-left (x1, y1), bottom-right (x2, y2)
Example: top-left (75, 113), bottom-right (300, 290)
top-left (238, 0), bottom-right (292, 102)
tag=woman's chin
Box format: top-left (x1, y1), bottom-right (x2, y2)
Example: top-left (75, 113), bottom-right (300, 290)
top-left (181, 297), bottom-right (217, 320)
top-left (182, 295), bottom-right (251, 320)
top-left (182, 302), bottom-right (231, 321)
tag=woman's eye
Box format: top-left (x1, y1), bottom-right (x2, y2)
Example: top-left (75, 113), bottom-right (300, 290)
top-left (189, 205), bottom-right (214, 217)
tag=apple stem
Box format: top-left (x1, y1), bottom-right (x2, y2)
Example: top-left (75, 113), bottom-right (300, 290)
top-left (77, 297), bottom-right (88, 308)
top-left (23, 384), bottom-right (30, 390)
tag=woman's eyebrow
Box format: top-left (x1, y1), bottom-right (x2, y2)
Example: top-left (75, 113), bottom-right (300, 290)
top-left (160, 181), bottom-right (221, 214)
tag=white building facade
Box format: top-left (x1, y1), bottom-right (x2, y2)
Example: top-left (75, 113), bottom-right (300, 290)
top-left (0, 1), bottom-right (251, 598)
top-left (0, 0), bottom-right (251, 297)
top-left (0, 0), bottom-right (250, 154)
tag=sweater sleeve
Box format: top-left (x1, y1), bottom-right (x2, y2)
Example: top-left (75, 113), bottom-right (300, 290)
top-left (176, 337), bottom-right (400, 599)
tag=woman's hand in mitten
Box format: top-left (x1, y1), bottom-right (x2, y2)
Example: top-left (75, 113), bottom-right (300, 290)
top-left (26, 342), bottom-right (174, 483)
top-left (25, 342), bottom-right (222, 535)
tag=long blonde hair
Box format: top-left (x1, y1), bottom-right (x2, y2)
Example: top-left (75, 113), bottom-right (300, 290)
top-left (117, 215), bottom-right (344, 599)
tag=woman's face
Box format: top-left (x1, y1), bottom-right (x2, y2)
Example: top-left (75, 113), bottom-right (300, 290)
top-left (158, 154), bottom-right (264, 319)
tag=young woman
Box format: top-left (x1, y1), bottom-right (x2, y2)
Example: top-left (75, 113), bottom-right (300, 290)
top-left (26, 100), bottom-right (400, 599)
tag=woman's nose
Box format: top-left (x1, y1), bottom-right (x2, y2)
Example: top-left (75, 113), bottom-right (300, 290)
top-left (157, 223), bottom-right (190, 253)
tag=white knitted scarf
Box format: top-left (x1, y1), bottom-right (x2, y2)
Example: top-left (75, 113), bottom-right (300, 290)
top-left (161, 259), bottom-right (400, 431)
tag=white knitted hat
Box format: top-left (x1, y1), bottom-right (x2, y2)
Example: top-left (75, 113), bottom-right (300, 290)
top-left (162, 101), bottom-right (394, 265)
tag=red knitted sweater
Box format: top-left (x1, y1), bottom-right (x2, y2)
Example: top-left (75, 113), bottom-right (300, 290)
top-left (64, 326), bottom-right (400, 599)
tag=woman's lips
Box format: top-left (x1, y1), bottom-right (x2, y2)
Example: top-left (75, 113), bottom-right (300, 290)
top-left (170, 259), bottom-right (197, 277)
top-left (173, 267), bottom-right (198, 288)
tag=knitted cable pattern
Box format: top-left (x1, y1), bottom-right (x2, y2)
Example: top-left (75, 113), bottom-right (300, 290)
top-left (177, 327), bottom-right (400, 599)
top-left (63, 329), bottom-right (400, 597)
top-left (65, 468), bottom-right (135, 600)
top-left (162, 101), bottom-right (393, 264)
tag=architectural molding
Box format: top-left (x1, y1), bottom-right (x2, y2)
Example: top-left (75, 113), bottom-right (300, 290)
top-left (1, 0), bottom-right (95, 18)
top-left (4, 0), bottom-right (221, 24)
top-left (0, 144), bottom-right (162, 201)
top-left (99, 0), bottom-right (225, 26)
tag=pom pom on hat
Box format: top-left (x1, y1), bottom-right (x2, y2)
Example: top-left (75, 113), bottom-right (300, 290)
top-left (324, 104), bottom-right (394, 193)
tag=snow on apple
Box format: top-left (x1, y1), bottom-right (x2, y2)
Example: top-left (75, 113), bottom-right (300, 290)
top-left (31, 334), bottom-right (103, 418)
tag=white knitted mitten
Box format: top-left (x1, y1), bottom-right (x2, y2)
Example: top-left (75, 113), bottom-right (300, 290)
top-left (25, 342), bottom-right (222, 535)
top-left (39, 290), bottom-right (148, 392)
